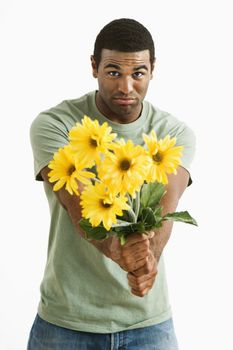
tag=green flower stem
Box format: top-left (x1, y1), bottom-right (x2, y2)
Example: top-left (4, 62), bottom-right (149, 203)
top-left (127, 207), bottom-right (137, 223)
top-left (134, 190), bottom-right (140, 220)
top-left (126, 194), bottom-right (137, 223)
top-left (126, 193), bottom-right (133, 207)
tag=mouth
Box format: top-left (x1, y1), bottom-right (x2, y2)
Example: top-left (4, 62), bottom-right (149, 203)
top-left (113, 98), bottom-right (135, 106)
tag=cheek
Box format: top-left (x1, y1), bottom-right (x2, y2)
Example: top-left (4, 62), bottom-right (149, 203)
top-left (135, 81), bottom-right (149, 95)
top-left (98, 79), bottom-right (114, 94)
top-left (143, 78), bottom-right (151, 90)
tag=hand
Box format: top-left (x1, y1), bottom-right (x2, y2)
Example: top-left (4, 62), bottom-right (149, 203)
top-left (127, 250), bottom-right (157, 297)
top-left (102, 232), bottom-right (154, 273)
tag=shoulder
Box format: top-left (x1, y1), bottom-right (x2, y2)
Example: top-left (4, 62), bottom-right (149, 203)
top-left (145, 101), bottom-right (196, 170)
top-left (30, 91), bottom-right (95, 136)
top-left (145, 101), bottom-right (196, 147)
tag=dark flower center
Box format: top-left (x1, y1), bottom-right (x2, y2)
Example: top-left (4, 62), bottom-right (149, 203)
top-left (153, 152), bottom-right (163, 164)
top-left (100, 200), bottom-right (112, 208)
top-left (90, 137), bottom-right (98, 148)
top-left (67, 165), bottom-right (75, 176)
top-left (120, 159), bottom-right (131, 171)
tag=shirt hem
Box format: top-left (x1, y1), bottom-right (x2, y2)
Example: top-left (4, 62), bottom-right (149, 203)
top-left (38, 306), bottom-right (172, 334)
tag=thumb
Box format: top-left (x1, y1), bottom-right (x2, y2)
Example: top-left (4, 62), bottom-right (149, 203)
top-left (147, 231), bottom-right (155, 239)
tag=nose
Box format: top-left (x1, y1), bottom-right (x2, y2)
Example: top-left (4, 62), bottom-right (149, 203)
top-left (117, 76), bottom-right (133, 95)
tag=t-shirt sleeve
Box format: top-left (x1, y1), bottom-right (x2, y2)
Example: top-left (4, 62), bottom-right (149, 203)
top-left (30, 112), bottom-right (69, 180)
top-left (172, 122), bottom-right (196, 186)
top-left (175, 124), bottom-right (196, 171)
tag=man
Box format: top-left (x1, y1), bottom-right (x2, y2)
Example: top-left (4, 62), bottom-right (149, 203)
top-left (28, 18), bottom-right (195, 349)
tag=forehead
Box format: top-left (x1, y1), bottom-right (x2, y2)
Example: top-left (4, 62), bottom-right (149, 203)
top-left (99, 49), bottom-right (151, 68)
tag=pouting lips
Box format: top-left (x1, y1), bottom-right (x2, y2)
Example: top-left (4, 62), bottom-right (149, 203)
top-left (113, 98), bottom-right (135, 105)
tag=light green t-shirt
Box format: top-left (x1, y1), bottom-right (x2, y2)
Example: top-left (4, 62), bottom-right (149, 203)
top-left (30, 90), bottom-right (195, 333)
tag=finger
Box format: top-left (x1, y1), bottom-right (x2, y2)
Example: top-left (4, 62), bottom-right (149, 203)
top-left (147, 231), bottom-right (155, 239)
top-left (124, 233), bottom-right (151, 247)
top-left (124, 232), bottom-right (154, 251)
top-left (122, 245), bottom-right (150, 262)
top-left (133, 249), bottom-right (150, 262)
top-left (120, 241), bottom-right (150, 267)
top-left (129, 279), bottom-right (155, 293)
top-left (122, 238), bottom-right (150, 256)
top-left (127, 270), bottom-right (156, 289)
top-left (131, 253), bottom-right (156, 277)
top-left (123, 256), bottom-right (149, 272)
top-left (129, 274), bottom-right (156, 293)
top-left (130, 263), bottom-right (152, 277)
top-left (127, 270), bottom-right (156, 285)
top-left (131, 287), bottom-right (151, 297)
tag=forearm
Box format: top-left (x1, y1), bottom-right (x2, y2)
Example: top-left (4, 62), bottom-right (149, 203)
top-left (41, 166), bottom-right (111, 255)
top-left (150, 220), bottom-right (173, 262)
top-left (61, 191), bottom-right (112, 256)
top-left (150, 167), bottom-right (189, 261)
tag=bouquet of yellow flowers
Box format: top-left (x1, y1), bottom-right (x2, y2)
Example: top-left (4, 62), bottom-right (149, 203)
top-left (48, 116), bottom-right (197, 244)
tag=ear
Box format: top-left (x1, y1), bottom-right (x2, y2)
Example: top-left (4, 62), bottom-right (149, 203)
top-left (150, 58), bottom-right (156, 80)
top-left (91, 55), bottom-right (98, 78)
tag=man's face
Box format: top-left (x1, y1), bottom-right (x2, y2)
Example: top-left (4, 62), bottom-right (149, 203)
top-left (91, 49), bottom-right (154, 124)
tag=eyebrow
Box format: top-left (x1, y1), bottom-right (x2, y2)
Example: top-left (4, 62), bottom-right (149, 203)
top-left (104, 63), bottom-right (148, 71)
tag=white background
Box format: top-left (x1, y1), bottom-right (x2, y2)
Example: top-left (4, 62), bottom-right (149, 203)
top-left (1, 1), bottom-right (232, 349)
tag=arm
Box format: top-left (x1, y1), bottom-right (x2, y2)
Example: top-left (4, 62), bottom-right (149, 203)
top-left (40, 166), bottom-right (152, 273)
top-left (151, 166), bottom-right (190, 261)
top-left (127, 166), bottom-right (190, 297)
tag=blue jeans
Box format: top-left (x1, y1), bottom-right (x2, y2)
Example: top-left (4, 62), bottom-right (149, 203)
top-left (27, 314), bottom-right (179, 350)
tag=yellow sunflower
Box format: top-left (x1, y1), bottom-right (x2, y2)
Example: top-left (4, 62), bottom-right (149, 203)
top-left (80, 182), bottom-right (129, 231)
top-left (143, 130), bottom-right (183, 184)
top-left (68, 115), bottom-right (117, 168)
top-left (48, 145), bottom-right (95, 195)
top-left (97, 139), bottom-right (151, 197)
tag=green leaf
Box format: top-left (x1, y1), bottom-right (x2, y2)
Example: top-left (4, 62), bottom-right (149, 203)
top-left (140, 182), bottom-right (166, 213)
top-left (113, 221), bottom-right (145, 235)
top-left (79, 218), bottom-right (110, 240)
top-left (153, 206), bottom-right (163, 221)
top-left (153, 221), bottom-right (163, 228)
top-left (163, 211), bottom-right (198, 226)
top-left (153, 206), bottom-right (163, 216)
top-left (141, 207), bottom-right (157, 229)
top-left (110, 221), bottom-right (146, 246)
top-left (129, 221), bottom-right (145, 232)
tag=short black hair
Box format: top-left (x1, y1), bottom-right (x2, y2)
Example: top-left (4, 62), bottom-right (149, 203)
top-left (93, 18), bottom-right (155, 69)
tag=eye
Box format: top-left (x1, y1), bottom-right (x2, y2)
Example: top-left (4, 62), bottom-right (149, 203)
top-left (132, 71), bottom-right (144, 79)
top-left (108, 71), bottom-right (120, 77)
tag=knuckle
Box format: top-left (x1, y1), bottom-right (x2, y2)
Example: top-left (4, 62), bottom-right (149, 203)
top-left (124, 260), bottom-right (133, 271)
top-left (123, 256), bottom-right (131, 266)
top-left (140, 289), bottom-right (148, 297)
top-left (121, 249), bottom-right (128, 258)
top-left (134, 276), bottom-right (141, 285)
top-left (144, 264), bottom-right (151, 274)
top-left (142, 239), bottom-right (150, 250)
top-left (135, 292), bottom-right (144, 298)
top-left (121, 252), bottom-right (130, 263)
top-left (136, 290), bottom-right (144, 297)
top-left (152, 271), bottom-right (157, 278)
